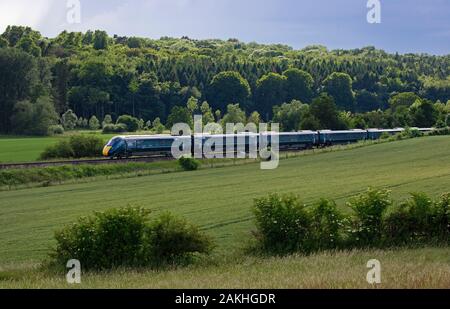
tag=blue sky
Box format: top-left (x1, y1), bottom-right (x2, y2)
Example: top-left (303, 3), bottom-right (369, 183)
top-left (0, 0), bottom-right (449, 54)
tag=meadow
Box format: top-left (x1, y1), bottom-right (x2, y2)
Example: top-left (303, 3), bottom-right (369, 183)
top-left (0, 136), bottom-right (449, 288)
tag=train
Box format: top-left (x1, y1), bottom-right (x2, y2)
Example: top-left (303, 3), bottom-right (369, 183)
top-left (102, 127), bottom-right (434, 159)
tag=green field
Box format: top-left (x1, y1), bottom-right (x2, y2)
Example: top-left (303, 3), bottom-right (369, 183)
top-left (0, 132), bottom-right (151, 163)
top-left (0, 136), bottom-right (449, 288)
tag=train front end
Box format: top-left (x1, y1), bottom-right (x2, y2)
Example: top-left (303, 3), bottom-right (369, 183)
top-left (103, 137), bottom-right (126, 158)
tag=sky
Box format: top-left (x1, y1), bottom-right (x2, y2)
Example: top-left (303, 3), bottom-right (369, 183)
top-left (0, 0), bottom-right (449, 55)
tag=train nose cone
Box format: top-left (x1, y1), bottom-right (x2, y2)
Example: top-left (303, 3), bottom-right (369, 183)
top-left (103, 146), bottom-right (112, 157)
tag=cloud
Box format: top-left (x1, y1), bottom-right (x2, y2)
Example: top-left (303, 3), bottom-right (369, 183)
top-left (0, 0), bottom-right (58, 33)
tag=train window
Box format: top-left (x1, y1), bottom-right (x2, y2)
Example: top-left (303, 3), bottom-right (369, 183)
top-left (107, 138), bottom-right (120, 146)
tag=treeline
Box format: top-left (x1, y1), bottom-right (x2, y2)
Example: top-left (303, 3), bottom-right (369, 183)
top-left (1, 25), bottom-right (450, 135)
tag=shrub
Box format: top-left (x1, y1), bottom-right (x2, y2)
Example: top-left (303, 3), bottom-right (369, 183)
top-left (146, 212), bottom-right (214, 265)
top-left (252, 194), bottom-right (313, 254)
top-left (51, 207), bottom-right (213, 270)
top-left (102, 123), bottom-right (128, 134)
top-left (383, 192), bottom-right (446, 245)
top-left (431, 193), bottom-right (450, 242)
top-left (347, 188), bottom-right (392, 247)
top-left (52, 207), bottom-right (151, 270)
top-left (40, 140), bottom-right (74, 160)
top-left (48, 125), bottom-right (65, 136)
top-left (348, 189), bottom-right (392, 246)
top-left (89, 116), bottom-right (100, 130)
top-left (117, 115), bottom-right (140, 132)
top-left (178, 156), bottom-right (200, 171)
top-left (69, 135), bottom-right (104, 158)
top-left (40, 135), bottom-right (104, 160)
top-left (310, 199), bottom-right (345, 250)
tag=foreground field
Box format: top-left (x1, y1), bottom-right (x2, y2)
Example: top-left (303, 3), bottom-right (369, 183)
top-left (1, 247), bottom-right (449, 288)
top-left (1, 136), bottom-right (450, 266)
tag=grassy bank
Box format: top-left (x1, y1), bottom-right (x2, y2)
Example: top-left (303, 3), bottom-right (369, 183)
top-left (0, 247), bottom-right (448, 288)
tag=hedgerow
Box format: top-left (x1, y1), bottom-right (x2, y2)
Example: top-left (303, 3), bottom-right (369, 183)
top-left (50, 207), bottom-right (213, 270)
top-left (252, 189), bottom-right (449, 255)
top-left (40, 135), bottom-right (105, 160)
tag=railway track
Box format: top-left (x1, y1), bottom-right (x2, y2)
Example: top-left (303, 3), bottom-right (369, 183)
top-left (0, 155), bottom-right (174, 170)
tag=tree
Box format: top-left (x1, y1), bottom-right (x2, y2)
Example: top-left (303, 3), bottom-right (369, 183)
top-left (200, 101), bottom-right (215, 125)
top-left (309, 94), bottom-right (340, 129)
top-left (283, 68), bottom-right (314, 103)
top-left (102, 114), bottom-right (113, 127)
top-left (208, 71), bottom-right (251, 112)
top-left (117, 115), bottom-right (140, 132)
top-left (390, 105), bottom-right (412, 127)
top-left (389, 92), bottom-right (420, 111)
top-left (187, 96), bottom-right (199, 115)
top-left (10, 96), bottom-right (58, 136)
top-left (0, 48), bottom-right (38, 133)
top-left (255, 73), bottom-right (287, 120)
top-left (273, 100), bottom-right (309, 132)
top-left (61, 109), bottom-right (78, 130)
top-left (323, 72), bottom-right (355, 112)
top-left (355, 90), bottom-right (382, 113)
top-left (93, 30), bottom-right (109, 50)
top-left (0, 37), bottom-right (8, 48)
top-left (89, 116), bottom-right (100, 130)
top-left (166, 106), bottom-right (193, 129)
top-left (221, 104), bottom-right (246, 127)
top-left (247, 111), bottom-right (261, 127)
top-left (300, 115), bottom-right (321, 130)
top-left (152, 117), bottom-right (165, 134)
top-left (410, 99), bottom-right (437, 127)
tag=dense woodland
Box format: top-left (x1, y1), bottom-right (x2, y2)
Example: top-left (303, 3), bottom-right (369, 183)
top-left (0, 25), bottom-right (449, 135)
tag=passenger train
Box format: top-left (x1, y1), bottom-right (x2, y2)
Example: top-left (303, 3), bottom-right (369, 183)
top-left (102, 128), bottom-right (434, 159)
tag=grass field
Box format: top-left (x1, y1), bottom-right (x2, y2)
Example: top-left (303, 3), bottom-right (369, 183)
top-left (0, 136), bottom-right (449, 288)
top-left (0, 131), bottom-right (151, 163)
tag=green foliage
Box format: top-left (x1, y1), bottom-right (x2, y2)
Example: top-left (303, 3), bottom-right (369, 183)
top-left (10, 96), bottom-right (58, 136)
top-left (389, 92), bottom-right (420, 111)
top-left (208, 71), bottom-right (251, 112)
top-left (347, 188), bottom-right (392, 247)
top-left (146, 212), bottom-right (214, 264)
top-left (102, 123), bottom-right (128, 134)
top-left (151, 117), bottom-right (165, 134)
top-left (47, 125), bottom-right (65, 136)
top-left (323, 72), bottom-right (355, 112)
top-left (178, 156), bottom-right (200, 171)
top-left (255, 73), bottom-right (287, 119)
top-left (61, 109), bottom-right (78, 130)
top-left (221, 104), bottom-right (246, 126)
top-left (51, 207), bottom-right (213, 270)
top-left (253, 194), bottom-right (313, 254)
top-left (40, 135), bottom-right (104, 159)
top-left (252, 189), bottom-right (449, 256)
top-left (116, 115), bottom-right (140, 132)
top-left (89, 115), bottom-right (100, 130)
top-left (167, 106), bottom-right (193, 129)
top-left (283, 68), bottom-right (314, 103)
top-left (309, 94), bottom-right (341, 129)
top-left (93, 30), bottom-right (109, 50)
top-left (273, 100), bottom-right (309, 131)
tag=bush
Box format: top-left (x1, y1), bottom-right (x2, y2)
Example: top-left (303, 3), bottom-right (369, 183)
top-left (48, 125), bottom-right (65, 136)
top-left (102, 123), bottom-right (128, 134)
top-left (51, 207), bottom-right (213, 270)
top-left (253, 194), bottom-right (313, 254)
top-left (146, 212), bottom-right (214, 265)
top-left (40, 135), bottom-right (104, 160)
top-left (310, 199), bottom-right (345, 250)
top-left (347, 188), bottom-right (392, 247)
top-left (383, 192), bottom-right (448, 245)
top-left (117, 115), bottom-right (140, 132)
top-left (178, 156), bottom-right (200, 171)
top-left (251, 189), bottom-right (449, 256)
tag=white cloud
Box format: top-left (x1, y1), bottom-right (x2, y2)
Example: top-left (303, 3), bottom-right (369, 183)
top-left (0, 0), bottom-right (58, 33)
